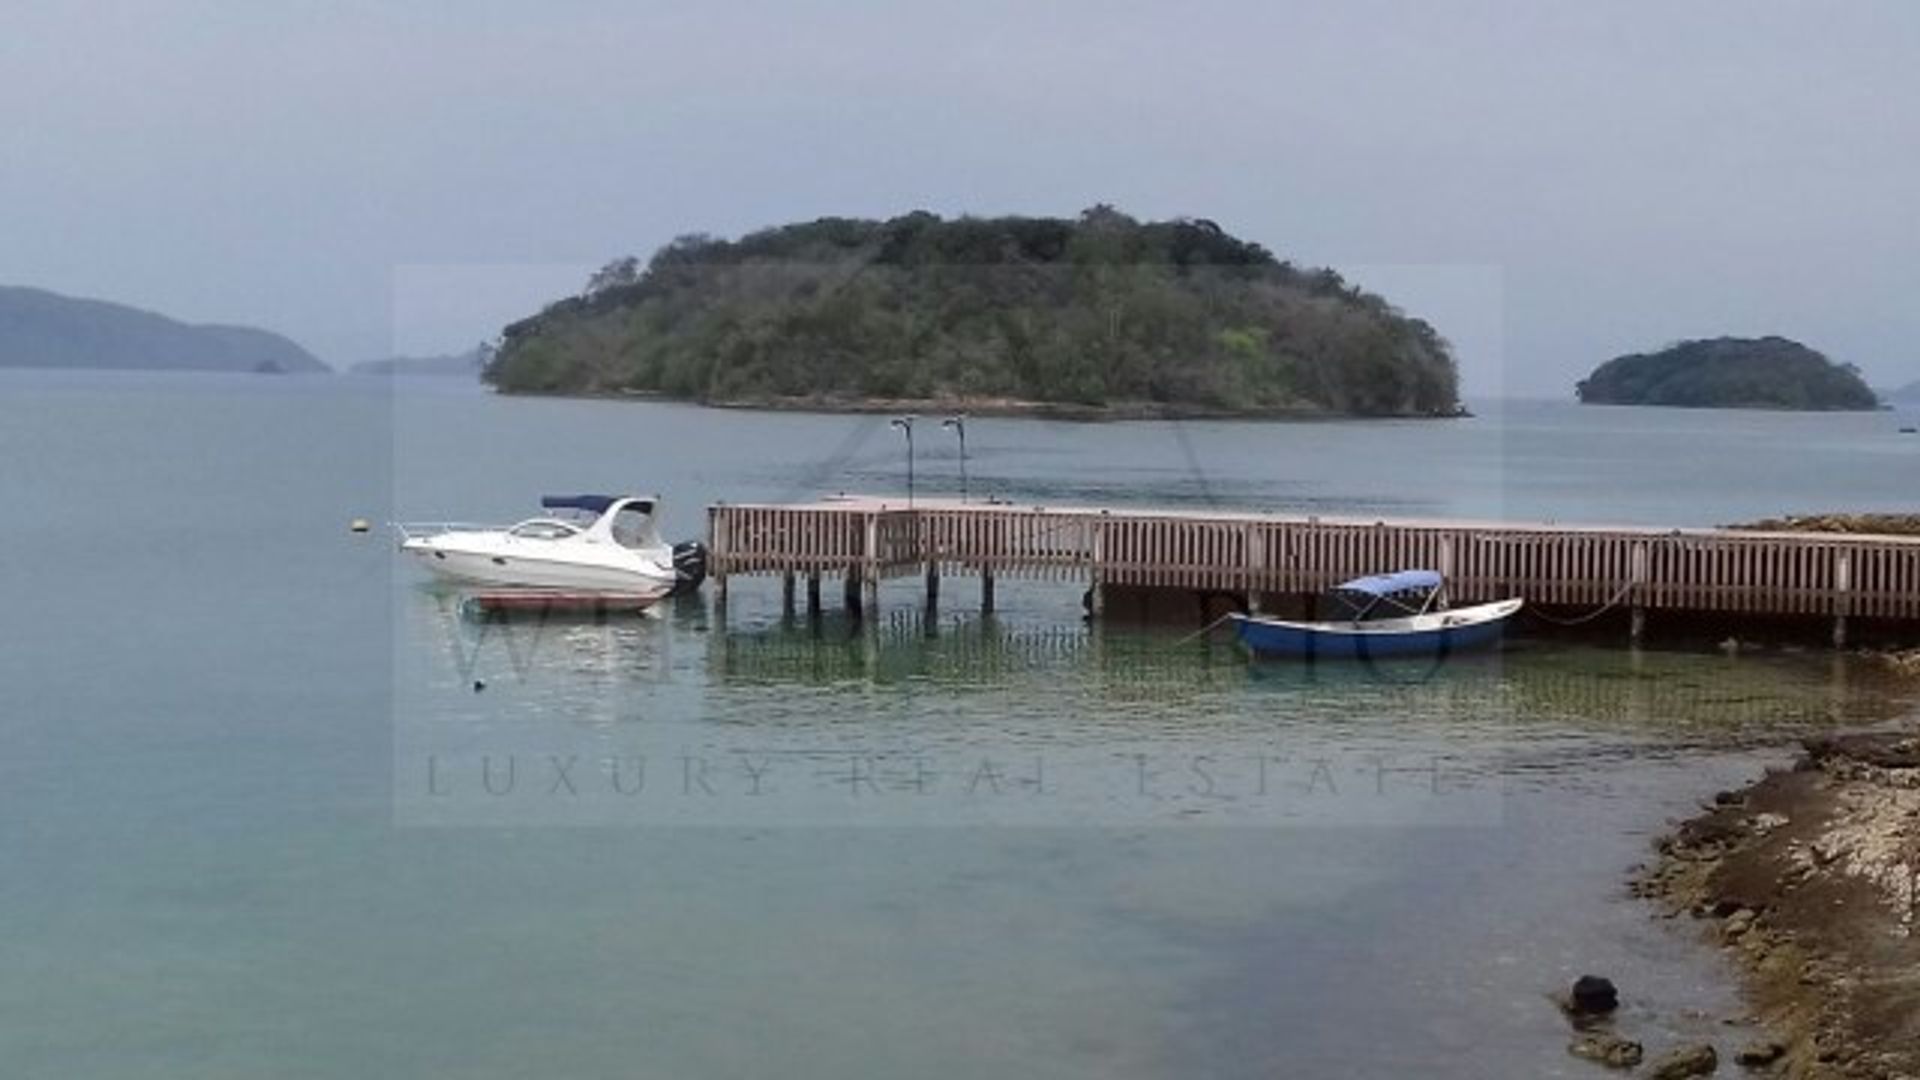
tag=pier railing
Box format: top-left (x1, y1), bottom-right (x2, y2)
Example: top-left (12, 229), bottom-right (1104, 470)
top-left (708, 500), bottom-right (1920, 624)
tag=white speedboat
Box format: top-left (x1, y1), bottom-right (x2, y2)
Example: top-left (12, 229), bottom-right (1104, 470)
top-left (396, 495), bottom-right (707, 596)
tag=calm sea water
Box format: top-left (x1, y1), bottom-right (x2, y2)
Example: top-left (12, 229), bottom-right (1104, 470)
top-left (3, 369), bottom-right (1916, 1078)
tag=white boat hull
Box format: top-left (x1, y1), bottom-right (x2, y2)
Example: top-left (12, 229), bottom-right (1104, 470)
top-left (405, 545), bottom-right (676, 593)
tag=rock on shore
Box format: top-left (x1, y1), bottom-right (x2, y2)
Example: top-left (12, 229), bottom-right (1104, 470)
top-left (1634, 733), bottom-right (1920, 1079)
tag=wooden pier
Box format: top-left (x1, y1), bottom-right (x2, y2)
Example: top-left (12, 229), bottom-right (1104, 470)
top-left (706, 497), bottom-right (1920, 645)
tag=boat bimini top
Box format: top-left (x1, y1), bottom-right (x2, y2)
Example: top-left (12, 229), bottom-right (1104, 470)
top-left (1326, 569), bottom-right (1447, 621)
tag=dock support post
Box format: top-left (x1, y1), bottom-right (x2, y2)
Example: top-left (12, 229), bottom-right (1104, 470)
top-left (981, 569), bottom-right (995, 613)
top-left (1087, 514), bottom-right (1106, 621)
top-left (925, 561), bottom-right (939, 608)
top-left (1833, 550), bottom-right (1852, 650)
top-left (1629, 541), bottom-right (1648, 645)
top-left (844, 568), bottom-right (863, 620)
top-left (806, 572), bottom-right (821, 619)
top-left (781, 572), bottom-right (795, 618)
top-left (1246, 524), bottom-right (1265, 616)
top-left (709, 507), bottom-right (728, 608)
top-left (851, 511), bottom-right (880, 621)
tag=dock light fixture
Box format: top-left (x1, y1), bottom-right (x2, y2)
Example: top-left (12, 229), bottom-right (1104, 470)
top-left (941, 414), bottom-right (968, 503)
top-left (891, 415), bottom-right (916, 507)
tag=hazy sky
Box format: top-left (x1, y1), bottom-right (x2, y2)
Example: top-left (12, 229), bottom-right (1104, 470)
top-left (3, 1), bottom-right (1915, 395)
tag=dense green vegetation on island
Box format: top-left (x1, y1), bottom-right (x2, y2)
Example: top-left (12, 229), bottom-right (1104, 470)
top-left (484, 208), bottom-right (1462, 417)
top-left (0, 285), bottom-right (327, 374)
top-left (1575, 336), bottom-right (1877, 410)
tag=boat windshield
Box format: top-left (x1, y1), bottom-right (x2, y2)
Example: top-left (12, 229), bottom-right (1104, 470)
top-left (507, 520), bottom-right (580, 540)
top-left (609, 503), bottom-right (661, 549)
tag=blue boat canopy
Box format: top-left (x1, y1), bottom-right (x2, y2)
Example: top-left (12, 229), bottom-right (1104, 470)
top-left (540, 495), bottom-right (652, 515)
top-left (1334, 569), bottom-right (1443, 596)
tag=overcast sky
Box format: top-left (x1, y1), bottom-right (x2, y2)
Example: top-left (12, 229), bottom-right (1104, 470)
top-left (3, 1), bottom-right (1915, 395)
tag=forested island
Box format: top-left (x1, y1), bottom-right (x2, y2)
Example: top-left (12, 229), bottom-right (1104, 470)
top-left (0, 285), bottom-right (326, 374)
top-left (1575, 336), bottom-right (1877, 410)
top-left (483, 208), bottom-right (1463, 417)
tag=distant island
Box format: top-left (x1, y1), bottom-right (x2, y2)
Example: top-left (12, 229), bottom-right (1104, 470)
top-left (1575, 336), bottom-right (1877, 411)
top-left (350, 345), bottom-right (489, 377)
top-left (0, 285), bottom-right (327, 374)
top-left (1881, 379), bottom-right (1920, 405)
top-left (483, 207), bottom-right (1463, 418)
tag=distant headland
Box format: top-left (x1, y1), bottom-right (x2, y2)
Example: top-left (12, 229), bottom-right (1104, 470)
top-left (349, 345), bottom-right (489, 377)
top-left (0, 285), bottom-right (326, 374)
top-left (1575, 336), bottom-right (1878, 411)
top-left (1882, 379), bottom-right (1920, 406)
top-left (482, 207), bottom-right (1465, 418)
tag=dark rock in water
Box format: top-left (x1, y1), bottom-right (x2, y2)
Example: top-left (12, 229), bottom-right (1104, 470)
top-left (1569, 1032), bottom-right (1644, 1069)
top-left (1713, 789), bottom-right (1745, 807)
top-left (1734, 1038), bottom-right (1785, 1067)
top-left (1647, 1042), bottom-right (1719, 1079)
top-left (1569, 975), bottom-right (1620, 1015)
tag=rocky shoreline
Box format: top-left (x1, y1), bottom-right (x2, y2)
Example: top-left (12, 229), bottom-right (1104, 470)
top-left (1729, 514), bottom-right (1920, 537)
top-left (1631, 733), bottom-right (1920, 1079)
top-left (492, 387), bottom-right (1474, 421)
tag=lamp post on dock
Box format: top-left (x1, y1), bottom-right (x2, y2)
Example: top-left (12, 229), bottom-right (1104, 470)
top-left (941, 414), bottom-right (968, 503)
top-left (890, 415), bottom-right (916, 507)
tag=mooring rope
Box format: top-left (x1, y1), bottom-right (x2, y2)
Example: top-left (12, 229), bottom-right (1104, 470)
top-left (1524, 581), bottom-right (1638, 626)
top-left (1173, 612), bottom-right (1240, 646)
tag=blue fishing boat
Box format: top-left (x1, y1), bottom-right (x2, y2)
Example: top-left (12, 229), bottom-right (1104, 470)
top-left (1228, 569), bottom-right (1523, 660)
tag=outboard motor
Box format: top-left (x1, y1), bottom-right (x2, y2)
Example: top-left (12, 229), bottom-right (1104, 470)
top-left (669, 540), bottom-right (708, 596)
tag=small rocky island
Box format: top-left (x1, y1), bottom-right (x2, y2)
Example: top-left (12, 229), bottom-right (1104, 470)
top-left (483, 207), bottom-right (1464, 418)
top-left (1575, 336), bottom-right (1877, 410)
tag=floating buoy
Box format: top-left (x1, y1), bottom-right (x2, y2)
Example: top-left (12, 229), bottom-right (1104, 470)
top-left (349, 518), bottom-right (371, 533)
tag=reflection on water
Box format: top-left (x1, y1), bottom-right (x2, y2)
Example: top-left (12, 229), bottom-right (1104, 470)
top-left (395, 583), bottom-right (1916, 831)
top-left (410, 582), bottom-right (1911, 741)
top-left (707, 603), bottom-right (1906, 731)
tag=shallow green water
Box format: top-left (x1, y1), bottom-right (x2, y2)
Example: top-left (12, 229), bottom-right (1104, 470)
top-left (2, 370), bottom-right (1916, 1078)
